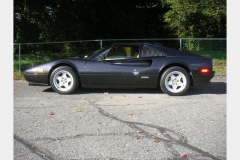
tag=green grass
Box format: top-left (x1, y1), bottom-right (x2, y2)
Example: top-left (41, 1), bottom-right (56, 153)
top-left (14, 72), bottom-right (25, 80)
top-left (212, 59), bottom-right (227, 74)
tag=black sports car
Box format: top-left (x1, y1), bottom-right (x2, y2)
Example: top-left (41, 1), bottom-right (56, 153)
top-left (24, 43), bottom-right (215, 96)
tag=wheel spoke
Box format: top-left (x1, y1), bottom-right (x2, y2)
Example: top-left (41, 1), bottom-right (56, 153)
top-left (66, 78), bottom-right (72, 83)
top-left (62, 73), bottom-right (67, 79)
top-left (178, 81), bottom-right (184, 87)
top-left (58, 81), bottom-right (63, 88)
top-left (172, 84), bottom-right (178, 91)
top-left (63, 83), bottom-right (69, 88)
top-left (57, 76), bottom-right (62, 82)
top-left (167, 80), bottom-right (172, 86)
top-left (176, 76), bottom-right (182, 82)
top-left (170, 75), bottom-right (176, 80)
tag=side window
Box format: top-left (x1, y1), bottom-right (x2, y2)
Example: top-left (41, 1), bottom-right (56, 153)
top-left (105, 46), bottom-right (139, 60)
top-left (142, 46), bottom-right (164, 57)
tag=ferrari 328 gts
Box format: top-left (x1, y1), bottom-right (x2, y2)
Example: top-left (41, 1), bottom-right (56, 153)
top-left (24, 43), bottom-right (215, 96)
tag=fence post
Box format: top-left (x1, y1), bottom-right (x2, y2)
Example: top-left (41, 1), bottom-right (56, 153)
top-left (19, 44), bottom-right (21, 73)
top-left (180, 38), bottom-right (182, 51)
top-left (100, 40), bottom-right (102, 48)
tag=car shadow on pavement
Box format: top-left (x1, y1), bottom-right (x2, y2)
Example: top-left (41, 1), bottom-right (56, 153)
top-left (43, 82), bottom-right (226, 95)
top-left (186, 82), bottom-right (226, 96)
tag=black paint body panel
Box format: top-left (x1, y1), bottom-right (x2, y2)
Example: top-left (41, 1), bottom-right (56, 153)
top-left (24, 43), bottom-right (215, 88)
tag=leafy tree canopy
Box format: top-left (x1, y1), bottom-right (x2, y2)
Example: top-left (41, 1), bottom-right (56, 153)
top-left (14, 0), bottom-right (226, 43)
top-left (164, 0), bottom-right (226, 38)
top-left (14, 0), bottom-right (171, 43)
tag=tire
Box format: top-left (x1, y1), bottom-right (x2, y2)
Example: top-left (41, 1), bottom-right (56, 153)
top-left (50, 66), bottom-right (79, 94)
top-left (160, 66), bottom-right (190, 96)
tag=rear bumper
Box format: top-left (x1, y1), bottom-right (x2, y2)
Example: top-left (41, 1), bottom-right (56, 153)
top-left (192, 71), bottom-right (215, 86)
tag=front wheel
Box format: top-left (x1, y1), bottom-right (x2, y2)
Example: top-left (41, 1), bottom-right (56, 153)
top-left (160, 67), bottom-right (190, 96)
top-left (50, 66), bottom-right (79, 94)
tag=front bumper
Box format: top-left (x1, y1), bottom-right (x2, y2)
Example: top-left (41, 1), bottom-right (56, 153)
top-left (24, 71), bottom-right (49, 85)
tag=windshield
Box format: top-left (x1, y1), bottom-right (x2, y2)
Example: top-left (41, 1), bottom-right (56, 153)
top-left (85, 45), bottom-right (112, 60)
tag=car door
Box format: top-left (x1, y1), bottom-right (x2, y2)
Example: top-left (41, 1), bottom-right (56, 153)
top-left (83, 45), bottom-right (143, 87)
top-left (137, 45), bottom-right (167, 87)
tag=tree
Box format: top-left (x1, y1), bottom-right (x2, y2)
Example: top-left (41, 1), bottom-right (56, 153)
top-left (14, 0), bottom-right (173, 43)
top-left (164, 0), bottom-right (226, 38)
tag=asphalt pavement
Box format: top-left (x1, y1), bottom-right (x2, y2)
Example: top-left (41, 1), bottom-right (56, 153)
top-left (14, 75), bottom-right (226, 160)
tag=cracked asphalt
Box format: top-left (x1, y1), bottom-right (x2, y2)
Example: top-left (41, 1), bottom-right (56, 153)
top-left (14, 75), bottom-right (226, 160)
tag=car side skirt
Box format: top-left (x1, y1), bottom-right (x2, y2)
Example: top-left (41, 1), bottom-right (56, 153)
top-left (81, 84), bottom-right (157, 89)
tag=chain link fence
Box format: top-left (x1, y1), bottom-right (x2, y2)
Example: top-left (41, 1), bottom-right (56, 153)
top-left (14, 38), bottom-right (226, 72)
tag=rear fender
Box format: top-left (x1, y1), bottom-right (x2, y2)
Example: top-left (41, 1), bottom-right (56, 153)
top-left (158, 62), bottom-right (193, 86)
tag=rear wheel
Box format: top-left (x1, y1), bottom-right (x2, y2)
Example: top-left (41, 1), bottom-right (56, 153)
top-left (50, 66), bottom-right (79, 94)
top-left (160, 67), bottom-right (190, 96)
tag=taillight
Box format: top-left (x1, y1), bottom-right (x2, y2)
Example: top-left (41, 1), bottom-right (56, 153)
top-left (200, 69), bottom-right (209, 73)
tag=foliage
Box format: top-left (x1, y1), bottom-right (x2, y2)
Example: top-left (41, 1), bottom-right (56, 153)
top-left (212, 59), bottom-right (226, 74)
top-left (14, 0), bottom-right (171, 44)
top-left (14, 0), bottom-right (226, 43)
top-left (164, 0), bottom-right (226, 38)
